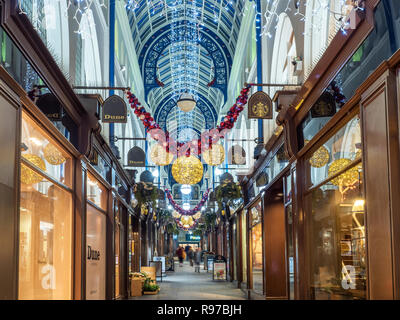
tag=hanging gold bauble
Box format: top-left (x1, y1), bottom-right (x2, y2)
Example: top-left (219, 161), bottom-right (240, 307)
top-left (43, 143), bottom-right (66, 165)
top-left (202, 144), bottom-right (225, 166)
top-left (21, 154), bottom-right (46, 184)
top-left (193, 212), bottom-right (201, 220)
top-left (150, 144), bottom-right (174, 166)
top-left (328, 158), bottom-right (359, 186)
top-left (305, 140), bottom-right (330, 168)
top-left (172, 155), bottom-right (203, 185)
top-left (181, 215), bottom-right (194, 226)
top-left (172, 211), bottom-right (181, 219)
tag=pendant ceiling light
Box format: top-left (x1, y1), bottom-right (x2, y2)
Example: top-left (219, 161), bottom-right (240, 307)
top-left (177, 92), bottom-right (196, 112)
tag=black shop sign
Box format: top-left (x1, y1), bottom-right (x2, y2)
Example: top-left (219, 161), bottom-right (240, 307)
top-left (102, 95), bottom-right (127, 123)
top-left (127, 146), bottom-right (146, 167)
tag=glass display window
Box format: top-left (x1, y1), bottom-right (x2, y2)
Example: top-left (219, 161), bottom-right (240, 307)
top-left (87, 172), bottom-right (107, 210)
top-left (21, 112), bottom-right (73, 188)
top-left (114, 202), bottom-right (121, 298)
top-left (305, 115), bottom-right (361, 189)
top-left (19, 113), bottom-right (73, 300)
top-left (86, 202), bottom-right (106, 300)
top-left (241, 212), bottom-right (247, 284)
top-left (249, 201), bottom-right (263, 294)
top-left (305, 114), bottom-right (365, 300)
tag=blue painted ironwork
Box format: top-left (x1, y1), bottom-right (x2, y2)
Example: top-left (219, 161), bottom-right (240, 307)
top-left (138, 22), bottom-right (231, 101)
top-left (255, 0), bottom-right (263, 142)
top-left (109, 0), bottom-right (116, 146)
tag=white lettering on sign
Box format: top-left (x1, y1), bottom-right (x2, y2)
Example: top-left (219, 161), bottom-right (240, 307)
top-left (41, 264), bottom-right (56, 290)
top-left (341, 265), bottom-right (356, 290)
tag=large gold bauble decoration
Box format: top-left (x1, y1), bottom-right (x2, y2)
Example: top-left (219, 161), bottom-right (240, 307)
top-left (202, 144), bottom-right (225, 166)
top-left (172, 155), bottom-right (203, 185)
top-left (43, 143), bottom-right (66, 165)
top-left (305, 140), bottom-right (330, 168)
top-left (328, 158), bottom-right (359, 186)
top-left (21, 154), bottom-right (46, 184)
top-left (150, 144), bottom-right (174, 166)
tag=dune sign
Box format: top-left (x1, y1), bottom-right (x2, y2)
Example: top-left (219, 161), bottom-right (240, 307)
top-left (102, 95), bottom-right (127, 123)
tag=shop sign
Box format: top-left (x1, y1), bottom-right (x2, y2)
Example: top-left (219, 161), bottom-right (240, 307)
top-left (186, 234), bottom-right (201, 242)
top-left (207, 255), bottom-right (215, 272)
top-left (153, 256), bottom-right (166, 274)
top-left (102, 95), bottom-right (127, 123)
top-left (256, 170), bottom-right (269, 187)
top-left (36, 93), bottom-right (63, 121)
top-left (127, 146), bottom-right (146, 167)
top-left (228, 145), bottom-right (246, 165)
top-left (87, 246), bottom-right (100, 260)
top-left (213, 255), bottom-right (227, 281)
top-left (311, 92), bottom-right (336, 118)
top-left (248, 91), bottom-right (273, 119)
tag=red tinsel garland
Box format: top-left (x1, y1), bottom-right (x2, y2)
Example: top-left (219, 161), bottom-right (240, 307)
top-left (166, 189), bottom-right (209, 215)
top-left (125, 85), bottom-right (251, 157)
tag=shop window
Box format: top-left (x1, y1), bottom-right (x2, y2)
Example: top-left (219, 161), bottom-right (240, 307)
top-left (114, 203), bottom-right (121, 298)
top-left (19, 113), bottom-right (73, 300)
top-left (307, 162), bottom-right (365, 300)
top-left (87, 172), bottom-right (107, 210)
top-left (21, 112), bottom-right (73, 188)
top-left (305, 114), bottom-right (365, 300)
top-left (305, 115), bottom-right (361, 189)
top-left (241, 212), bottom-right (247, 284)
top-left (249, 202), bottom-right (263, 294)
top-left (86, 202), bottom-right (106, 300)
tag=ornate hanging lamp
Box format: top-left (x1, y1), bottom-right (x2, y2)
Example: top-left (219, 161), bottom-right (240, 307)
top-left (177, 92), bottom-right (196, 112)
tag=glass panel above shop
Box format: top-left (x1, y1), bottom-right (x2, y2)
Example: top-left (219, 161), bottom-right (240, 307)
top-left (1, 26), bottom-right (73, 142)
top-left (305, 115), bottom-right (361, 189)
top-left (87, 172), bottom-right (108, 211)
top-left (298, 0), bottom-right (400, 148)
top-left (21, 112), bottom-right (73, 188)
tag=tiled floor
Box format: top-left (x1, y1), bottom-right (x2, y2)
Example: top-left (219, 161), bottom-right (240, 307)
top-left (129, 261), bottom-right (246, 300)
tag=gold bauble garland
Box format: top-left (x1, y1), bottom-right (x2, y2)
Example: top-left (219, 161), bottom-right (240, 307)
top-left (305, 140), bottom-right (330, 168)
top-left (172, 155), bottom-right (203, 185)
top-left (150, 144), bottom-right (174, 166)
top-left (43, 143), bottom-right (66, 165)
top-left (202, 144), bottom-right (225, 166)
top-left (328, 158), bottom-right (359, 186)
top-left (21, 154), bottom-right (46, 184)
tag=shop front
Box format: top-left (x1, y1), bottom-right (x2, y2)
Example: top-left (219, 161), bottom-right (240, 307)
top-left (275, 0), bottom-right (400, 300)
top-left (18, 111), bottom-right (74, 300)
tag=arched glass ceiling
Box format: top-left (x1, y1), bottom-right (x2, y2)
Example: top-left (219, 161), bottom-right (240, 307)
top-left (127, 0), bottom-right (245, 118)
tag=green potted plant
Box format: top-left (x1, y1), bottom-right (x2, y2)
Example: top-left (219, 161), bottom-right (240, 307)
top-left (143, 277), bottom-right (160, 295)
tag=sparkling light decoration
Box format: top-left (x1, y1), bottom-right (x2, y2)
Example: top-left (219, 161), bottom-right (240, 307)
top-left (328, 158), bottom-right (359, 187)
top-left (21, 154), bottom-right (46, 185)
top-left (150, 144), bottom-right (174, 166)
top-left (172, 155), bottom-right (203, 185)
top-left (202, 144), bottom-right (225, 166)
top-left (43, 143), bottom-right (66, 165)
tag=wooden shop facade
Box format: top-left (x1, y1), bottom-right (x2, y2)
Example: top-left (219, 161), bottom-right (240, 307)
top-left (233, 0), bottom-right (400, 300)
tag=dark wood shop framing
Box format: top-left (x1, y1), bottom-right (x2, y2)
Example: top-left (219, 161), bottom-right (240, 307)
top-left (0, 0), bottom-right (138, 300)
